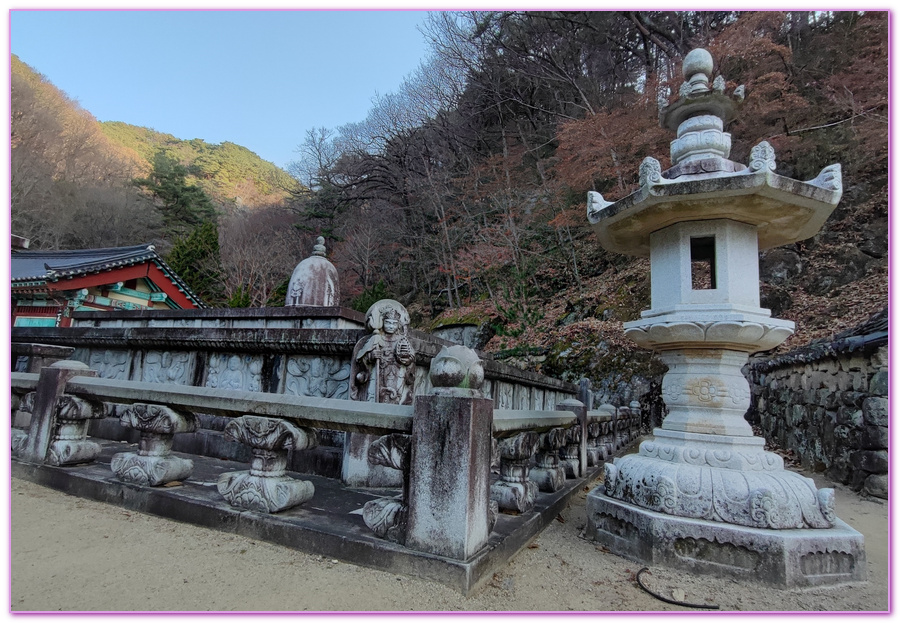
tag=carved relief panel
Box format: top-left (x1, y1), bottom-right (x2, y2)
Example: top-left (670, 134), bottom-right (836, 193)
top-left (284, 356), bottom-right (351, 399)
top-left (142, 351), bottom-right (193, 385)
top-left (205, 353), bottom-right (263, 392)
top-left (88, 349), bottom-right (131, 380)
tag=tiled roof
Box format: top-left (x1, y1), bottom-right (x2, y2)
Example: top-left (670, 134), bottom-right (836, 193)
top-left (11, 243), bottom-right (205, 307)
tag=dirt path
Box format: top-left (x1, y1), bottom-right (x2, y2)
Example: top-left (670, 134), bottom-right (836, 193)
top-left (11, 471), bottom-right (888, 613)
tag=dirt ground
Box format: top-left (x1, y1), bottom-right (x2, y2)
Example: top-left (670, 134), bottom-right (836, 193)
top-left (10, 469), bottom-right (889, 614)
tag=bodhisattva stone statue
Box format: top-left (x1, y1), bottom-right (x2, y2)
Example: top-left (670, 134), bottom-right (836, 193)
top-left (349, 300), bottom-right (416, 405)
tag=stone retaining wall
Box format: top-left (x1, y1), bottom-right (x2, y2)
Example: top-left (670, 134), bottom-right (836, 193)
top-left (745, 335), bottom-right (888, 499)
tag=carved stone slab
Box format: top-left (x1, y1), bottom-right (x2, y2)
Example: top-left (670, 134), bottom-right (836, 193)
top-left (88, 349), bottom-right (131, 380)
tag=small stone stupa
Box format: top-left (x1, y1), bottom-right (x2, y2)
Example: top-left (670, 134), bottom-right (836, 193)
top-left (585, 48), bottom-right (865, 587)
top-left (285, 236), bottom-right (340, 307)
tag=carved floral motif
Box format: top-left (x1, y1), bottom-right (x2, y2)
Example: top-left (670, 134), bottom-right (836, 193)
top-left (362, 433), bottom-right (411, 542)
top-left (639, 157), bottom-right (663, 187)
top-left (217, 416), bottom-right (317, 513)
top-left (491, 432), bottom-right (539, 514)
top-left (111, 403), bottom-right (198, 486)
top-left (748, 141), bottom-right (777, 173)
top-left (603, 453), bottom-right (835, 530)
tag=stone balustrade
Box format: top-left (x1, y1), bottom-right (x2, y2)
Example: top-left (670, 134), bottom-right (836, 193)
top-left (12, 308), bottom-right (578, 483)
top-left (11, 353), bottom-right (644, 562)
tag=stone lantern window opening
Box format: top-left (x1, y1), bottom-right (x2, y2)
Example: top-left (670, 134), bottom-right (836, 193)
top-left (689, 236), bottom-right (717, 290)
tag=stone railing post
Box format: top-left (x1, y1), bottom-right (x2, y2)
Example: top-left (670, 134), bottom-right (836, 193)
top-left (406, 345), bottom-right (493, 560)
top-left (585, 421), bottom-right (603, 466)
top-left (629, 400), bottom-right (642, 443)
top-left (12, 343), bottom-right (75, 374)
top-left (111, 404), bottom-right (198, 486)
top-left (491, 432), bottom-right (539, 514)
top-left (529, 427), bottom-right (567, 492)
top-left (17, 360), bottom-right (98, 465)
top-left (217, 415), bottom-right (317, 513)
top-left (557, 398), bottom-right (586, 477)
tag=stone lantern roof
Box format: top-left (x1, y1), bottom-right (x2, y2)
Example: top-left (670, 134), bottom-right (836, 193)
top-left (587, 48), bottom-right (843, 257)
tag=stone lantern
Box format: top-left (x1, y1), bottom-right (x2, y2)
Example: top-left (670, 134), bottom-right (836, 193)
top-left (585, 48), bottom-right (865, 587)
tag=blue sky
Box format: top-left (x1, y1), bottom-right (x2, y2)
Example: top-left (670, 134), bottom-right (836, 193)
top-left (10, 9), bottom-right (432, 170)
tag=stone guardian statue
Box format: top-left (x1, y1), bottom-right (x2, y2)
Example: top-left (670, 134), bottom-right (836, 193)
top-left (349, 300), bottom-right (416, 405)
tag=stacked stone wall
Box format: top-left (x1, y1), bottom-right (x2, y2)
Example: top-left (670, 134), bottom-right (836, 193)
top-left (746, 344), bottom-right (888, 499)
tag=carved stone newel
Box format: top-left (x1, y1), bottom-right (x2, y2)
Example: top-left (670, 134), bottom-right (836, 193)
top-left (111, 403), bottom-right (198, 486)
top-left (48, 395), bottom-right (105, 466)
top-left (585, 47), bottom-right (864, 588)
top-left (217, 416), bottom-right (317, 513)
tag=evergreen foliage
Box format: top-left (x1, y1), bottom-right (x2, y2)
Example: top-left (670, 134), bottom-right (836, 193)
top-left (134, 153), bottom-right (218, 233)
top-left (350, 280), bottom-right (390, 313)
top-left (166, 220), bottom-right (223, 305)
top-left (101, 121), bottom-right (300, 208)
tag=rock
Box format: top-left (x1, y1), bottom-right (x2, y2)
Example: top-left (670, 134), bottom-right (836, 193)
top-left (869, 370), bottom-right (888, 396)
top-left (850, 450), bottom-right (888, 474)
top-left (862, 397), bottom-right (888, 426)
top-left (802, 245), bottom-right (872, 296)
top-left (860, 425), bottom-right (888, 450)
top-left (863, 474), bottom-right (889, 499)
top-left (858, 217), bottom-right (888, 258)
top-left (760, 248), bottom-right (803, 285)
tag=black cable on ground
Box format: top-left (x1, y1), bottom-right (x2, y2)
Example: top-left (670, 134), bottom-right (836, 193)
top-left (635, 567), bottom-right (720, 610)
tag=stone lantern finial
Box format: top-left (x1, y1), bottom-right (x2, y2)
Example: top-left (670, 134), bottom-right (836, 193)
top-left (682, 48), bottom-right (714, 95)
top-left (312, 236), bottom-right (327, 257)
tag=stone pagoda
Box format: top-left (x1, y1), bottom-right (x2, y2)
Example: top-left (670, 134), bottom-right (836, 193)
top-left (585, 48), bottom-right (865, 587)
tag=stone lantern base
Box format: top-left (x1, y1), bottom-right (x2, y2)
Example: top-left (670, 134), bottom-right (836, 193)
top-left (587, 489), bottom-right (866, 588)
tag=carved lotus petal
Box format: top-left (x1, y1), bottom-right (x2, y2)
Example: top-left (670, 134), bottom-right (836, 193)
top-left (648, 322), bottom-right (705, 344)
top-left (225, 416), bottom-right (316, 451)
top-left (362, 497), bottom-right (407, 539)
top-left (756, 326), bottom-right (794, 351)
top-left (705, 321), bottom-right (765, 344)
top-left (368, 433), bottom-right (410, 471)
top-left (623, 327), bottom-right (651, 348)
top-left (56, 395), bottom-right (104, 421)
top-left (120, 403), bottom-right (197, 435)
top-left (499, 431), bottom-right (539, 460)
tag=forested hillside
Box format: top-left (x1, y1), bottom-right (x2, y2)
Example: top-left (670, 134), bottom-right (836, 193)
top-left (10, 12), bottom-right (888, 393)
top-left (285, 11), bottom-right (887, 392)
top-left (11, 54), bottom-right (306, 307)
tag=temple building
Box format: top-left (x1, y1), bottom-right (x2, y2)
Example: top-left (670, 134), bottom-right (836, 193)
top-left (11, 240), bottom-right (204, 327)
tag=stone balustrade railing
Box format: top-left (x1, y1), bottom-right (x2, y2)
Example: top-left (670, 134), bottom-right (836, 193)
top-left (11, 355), bottom-right (643, 562)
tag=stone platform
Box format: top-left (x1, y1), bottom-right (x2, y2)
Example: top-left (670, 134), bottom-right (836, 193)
top-left (586, 488), bottom-right (866, 588)
top-left (12, 440), bottom-right (603, 595)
